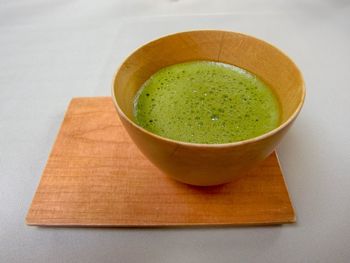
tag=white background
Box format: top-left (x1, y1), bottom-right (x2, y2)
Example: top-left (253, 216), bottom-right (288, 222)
top-left (1, 1), bottom-right (350, 262)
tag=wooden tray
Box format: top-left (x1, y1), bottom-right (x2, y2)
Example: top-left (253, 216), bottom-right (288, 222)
top-left (26, 97), bottom-right (295, 227)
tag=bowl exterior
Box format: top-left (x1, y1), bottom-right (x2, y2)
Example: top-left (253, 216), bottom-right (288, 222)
top-left (112, 30), bottom-right (305, 186)
top-left (116, 108), bottom-right (294, 186)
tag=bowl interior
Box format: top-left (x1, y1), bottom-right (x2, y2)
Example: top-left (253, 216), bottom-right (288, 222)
top-left (113, 30), bottom-right (304, 128)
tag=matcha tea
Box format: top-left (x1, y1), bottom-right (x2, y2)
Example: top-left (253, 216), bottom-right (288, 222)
top-left (133, 61), bottom-right (280, 144)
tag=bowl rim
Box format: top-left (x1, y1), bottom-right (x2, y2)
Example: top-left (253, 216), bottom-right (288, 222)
top-left (111, 29), bottom-right (306, 148)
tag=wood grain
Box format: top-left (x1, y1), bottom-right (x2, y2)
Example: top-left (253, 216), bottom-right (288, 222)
top-left (26, 97), bottom-right (295, 227)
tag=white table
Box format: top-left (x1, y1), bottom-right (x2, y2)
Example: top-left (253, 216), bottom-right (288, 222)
top-left (1, 1), bottom-right (349, 262)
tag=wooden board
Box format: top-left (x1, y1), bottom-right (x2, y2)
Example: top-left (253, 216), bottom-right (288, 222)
top-left (26, 97), bottom-right (295, 227)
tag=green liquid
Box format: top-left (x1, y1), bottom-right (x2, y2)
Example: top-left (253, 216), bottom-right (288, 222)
top-left (133, 61), bottom-right (280, 144)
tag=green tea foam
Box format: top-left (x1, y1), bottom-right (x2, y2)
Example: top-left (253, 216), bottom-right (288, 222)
top-left (134, 61), bottom-right (281, 144)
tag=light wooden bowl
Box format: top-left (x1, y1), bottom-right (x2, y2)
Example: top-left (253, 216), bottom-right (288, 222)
top-left (112, 30), bottom-right (305, 186)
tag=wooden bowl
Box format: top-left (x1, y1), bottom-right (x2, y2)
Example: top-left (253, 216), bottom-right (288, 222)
top-left (112, 30), bottom-right (305, 186)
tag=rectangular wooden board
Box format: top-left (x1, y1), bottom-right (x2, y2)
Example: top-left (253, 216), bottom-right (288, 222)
top-left (26, 97), bottom-right (295, 227)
